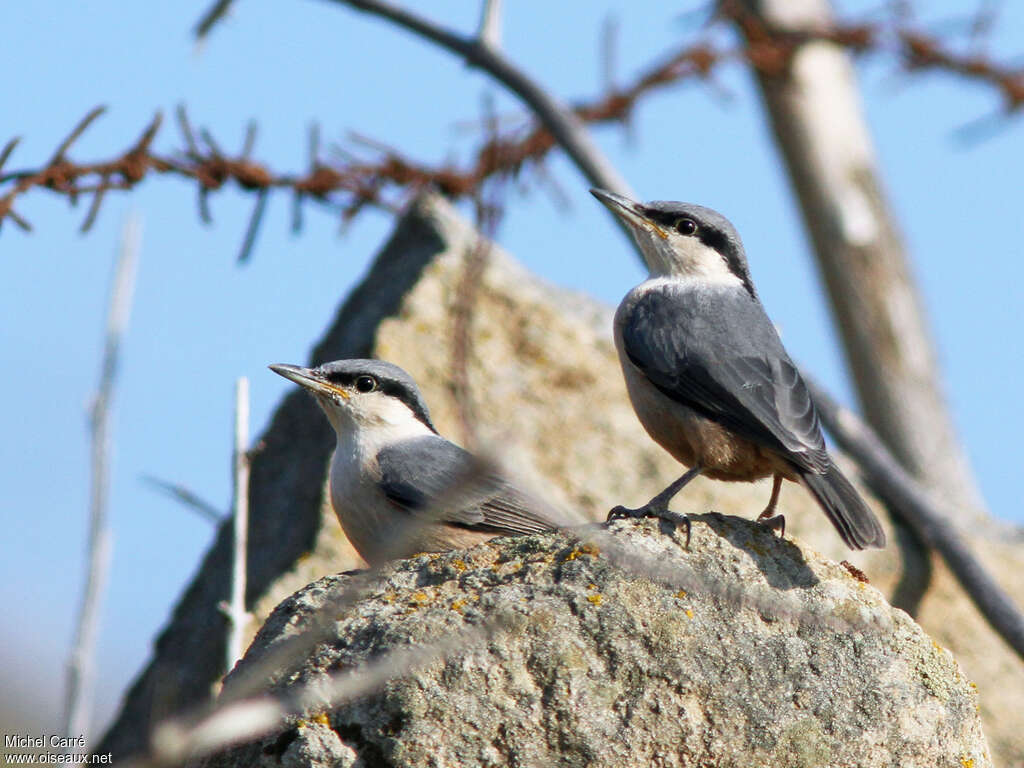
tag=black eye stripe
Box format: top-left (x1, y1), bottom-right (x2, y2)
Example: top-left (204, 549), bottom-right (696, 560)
top-left (643, 208), bottom-right (677, 229)
top-left (644, 209), bottom-right (699, 235)
top-left (318, 367), bottom-right (438, 433)
top-left (324, 371), bottom-right (357, 386)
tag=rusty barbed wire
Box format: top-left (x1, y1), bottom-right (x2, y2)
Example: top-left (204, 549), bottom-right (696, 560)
top-left (1, 7), bottom-right (1021, 257)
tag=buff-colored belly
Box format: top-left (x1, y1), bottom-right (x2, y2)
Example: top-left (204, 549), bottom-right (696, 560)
top-left (620, 357), bottom-right (793, 483)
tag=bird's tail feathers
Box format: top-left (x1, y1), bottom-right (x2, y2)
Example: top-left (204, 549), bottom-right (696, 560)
top-left (800, 464), bottom-right (886, 550)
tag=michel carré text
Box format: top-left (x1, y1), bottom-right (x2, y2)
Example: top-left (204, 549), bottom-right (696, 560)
top-left (5, 735), bottom-right (86, 749)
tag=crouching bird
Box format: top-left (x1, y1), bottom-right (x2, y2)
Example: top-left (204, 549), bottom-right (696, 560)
top-left (591, 188), bottom-right (885, 550)
top-left (270, 359), bottom-right (564, 565)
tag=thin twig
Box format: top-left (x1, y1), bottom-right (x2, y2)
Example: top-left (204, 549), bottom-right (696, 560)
top-left (194, 0), bottom-right (236, 41)
top-left (141, 475), bottom-right (225, 524)
top-left (477, 0), bottom-right (502, 48)
top-left (0, 137), bottom-right (20, 173)
top-left (236, 189), bottom-right (268, 262)
top-left (222, 377), bottom-right (252, 674)
top-left (600, 15), bottom-right (619, 96)
top-left (64, 213), bottom-right (142, 746)
top-left (806, 376), bottom-right (1024, 661)
top-left (51, 106), bottom-right (107, 165)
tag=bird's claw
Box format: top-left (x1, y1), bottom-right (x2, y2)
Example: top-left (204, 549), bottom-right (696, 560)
top-left (606, 504), bottom-right (637, 522)
top-left (606, 504), bottom-right (692, 549)
top-left (756, 512), bottom-right (786, 539)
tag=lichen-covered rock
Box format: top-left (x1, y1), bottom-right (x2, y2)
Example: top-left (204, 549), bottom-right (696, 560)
top-left (202, 517), bottom-right (991, 768)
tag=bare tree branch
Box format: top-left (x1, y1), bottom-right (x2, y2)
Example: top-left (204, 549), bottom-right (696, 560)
top-left (730, 0), bottom-right (985, 520)
top-left (806, 376), bottom-right (1024, 661)
top-left (222, 377), bottom-right (252, 674)
top-left (64, 214), bottom-right (142, 746)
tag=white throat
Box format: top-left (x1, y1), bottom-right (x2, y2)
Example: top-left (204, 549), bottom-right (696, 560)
top-left (329, 400), bottom-right (435, 462)
top-left (646, 236), bottom-right (743, 288)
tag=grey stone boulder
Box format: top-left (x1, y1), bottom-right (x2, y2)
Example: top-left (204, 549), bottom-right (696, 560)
top-left (200, 516), bottom-right (990, 768)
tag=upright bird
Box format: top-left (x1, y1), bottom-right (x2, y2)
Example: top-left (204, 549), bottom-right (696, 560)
top-left (591, 189), bottom-right (885, 550)
top-left (270, 359), bottom-right (563, 565)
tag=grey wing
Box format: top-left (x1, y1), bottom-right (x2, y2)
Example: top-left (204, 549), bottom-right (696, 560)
top-left (376, 436), bottom-right (558, 535)
top-left (622, 286), bottom-right (830, 473)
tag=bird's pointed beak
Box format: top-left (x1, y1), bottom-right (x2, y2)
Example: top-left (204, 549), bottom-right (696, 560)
top-left (268, 363), bottom-right (349, 400)
top-left (590, 188), bottom-right (667, 239)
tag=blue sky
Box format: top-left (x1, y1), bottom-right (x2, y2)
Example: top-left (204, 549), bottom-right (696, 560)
top-left (1, 0), bottom-right (1021, 742)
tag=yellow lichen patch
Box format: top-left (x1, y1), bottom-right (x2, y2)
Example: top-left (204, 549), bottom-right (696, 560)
top-left (587, 594), bottom-right (603, 605)
top-left (588, 583), bottom-right (598, 591)
top-left (409, 591), bottom-right (431, 606)
top-left (961, 758), bottom-right (974, 768)
top-left (932, 639), bottom-right (946, 654)
top-left (685, 608), bottom-right (694, 619)
top-left (381, 591), bottom-right (397, 604)
top-left (675, 590), bottom-right (687, 599)
top-left (450, 599), bottom-right (467, 613)
top-left (451, 559), bottom-right (467, 572)
top-left (312, 712), bottom-right (330, 727)
top-left (564, 542), bottom-right (600, 562)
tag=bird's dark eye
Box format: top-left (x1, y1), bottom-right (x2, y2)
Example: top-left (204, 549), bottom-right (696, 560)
top-left (354, 375), bottom-right (377, 393)
top-left (675, 218), bottom-right (698, 236)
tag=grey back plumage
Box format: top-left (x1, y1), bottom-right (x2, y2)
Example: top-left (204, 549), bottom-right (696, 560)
top-left (619, 281), bottom-right (830, 473)
top-left (376, 435), bottom-right (559, 535)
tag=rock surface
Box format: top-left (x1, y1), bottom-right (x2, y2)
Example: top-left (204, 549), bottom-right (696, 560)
top-left (200, 517), bottom-right (990, 768)
top-left (100, 192), bottom-right (1024, 766)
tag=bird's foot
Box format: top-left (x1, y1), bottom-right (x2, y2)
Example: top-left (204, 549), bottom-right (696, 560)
top-left (607, 504), bottom-right (692, 549)
top-left (756, 510), bottom-right (786, 539)
top-left (756, 474), bottom-right (785, 539)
